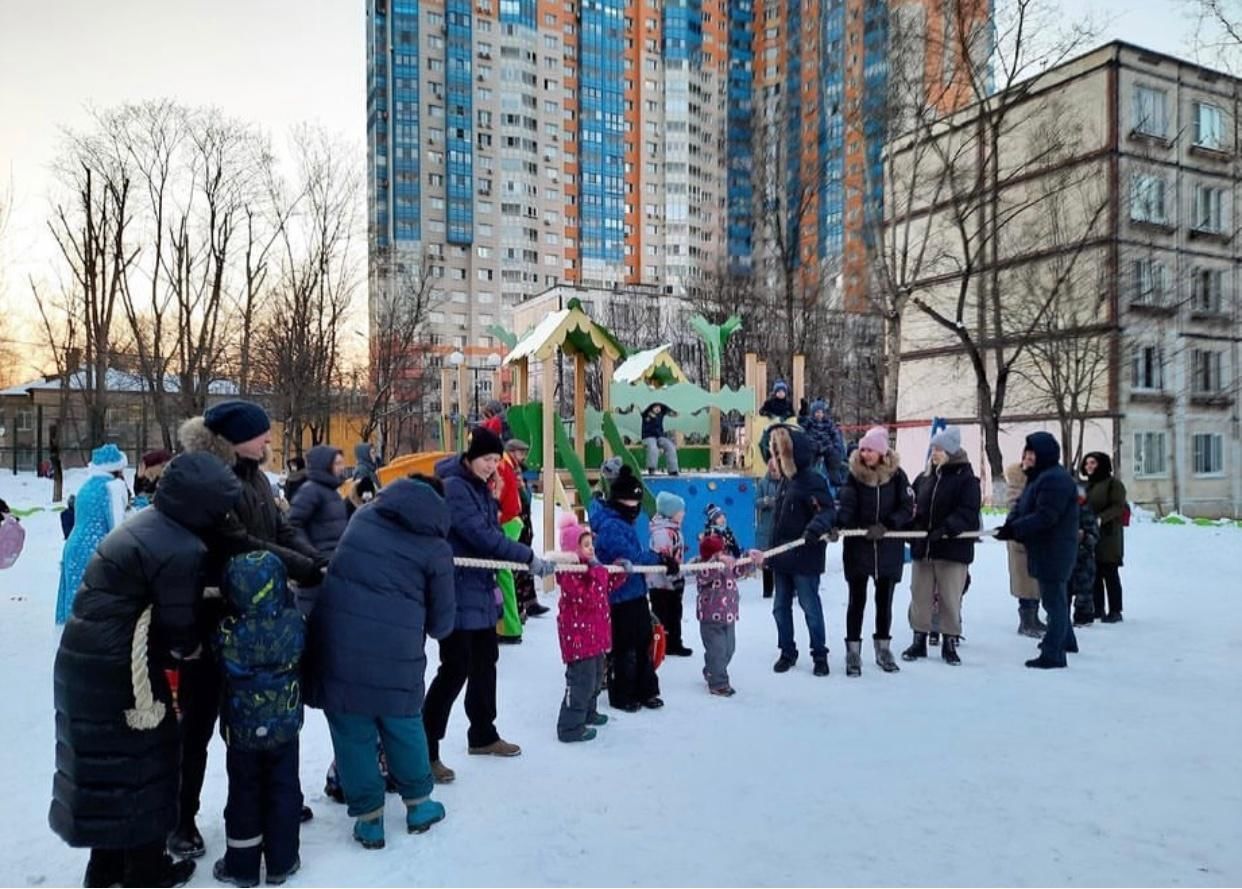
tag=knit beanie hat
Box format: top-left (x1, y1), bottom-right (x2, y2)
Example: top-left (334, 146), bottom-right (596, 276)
top-left (705, 502), bottom-right (725, 526)
top-left (858, 426), bottom-right (889, 455)
top-left (771, 380), bottom-right (789, 395)
top-left (504, 438), bottom-right (530, 454)
top-left (204, 400), bottom-right (271, 445)
top-left (464, 426), bottom-right (505, 462)
top-left (140, 449), bottom-right (173, 470)
top-left (609, 465), bottom-right (643, 502)
top-left (699, 533), bottom-right (725, 561)
top-left (656, 491), bottom-right (685, 518)
top-left (558, 512), bottom-right (590, 552)
top-left (929, 425), bottom-right (962, 455)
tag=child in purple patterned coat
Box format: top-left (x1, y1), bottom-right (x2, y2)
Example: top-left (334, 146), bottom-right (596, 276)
top-left (694, 535), bottom-right (764, 697)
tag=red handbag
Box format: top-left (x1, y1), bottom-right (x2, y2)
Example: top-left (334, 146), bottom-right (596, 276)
top-left (650, 619), bottom-right (667, 671)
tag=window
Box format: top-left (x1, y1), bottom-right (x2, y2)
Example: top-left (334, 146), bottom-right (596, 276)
top-left (1133, 85), bottom-right (1168, 137)
top-left (1192, 268), bottom-right (1224, 314)
top-left (477, 268), bottom-right (494, 281)
top-left (1131, 344), bottom-right (1165, 391)
top-left (1130, 174), bottom-right (1167, 224)
top-left (16, 409), bottom-right (32, 432)
top-left (1193, 102), bottom-right (1226, 150)
top-left (1192, 432), bottom-right (1224, 476)
top-left (1133, 431), bottom-right (1168, 478)
top-left (1191, 349), bottom-right (1225, 394)
top-left (1133, 258), bottom-right (1169, 306)
top-left (1193, 185), bottom-right (1226, 233)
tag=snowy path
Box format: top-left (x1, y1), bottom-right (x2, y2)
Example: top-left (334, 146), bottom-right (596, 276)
top-left (0, 492), bottom-right (1239, 886)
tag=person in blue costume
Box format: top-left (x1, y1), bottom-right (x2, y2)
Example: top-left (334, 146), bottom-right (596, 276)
top-left (56, 444), bottom-right (130, 625)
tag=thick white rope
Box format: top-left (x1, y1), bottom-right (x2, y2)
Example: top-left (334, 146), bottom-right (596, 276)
top-left (123, 605), bottom-right (168, 731)
top-left (455, 528), bottom-right (998, 575)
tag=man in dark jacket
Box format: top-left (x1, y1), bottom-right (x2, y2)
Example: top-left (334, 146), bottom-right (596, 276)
top-left (175, 401), bottom-right (322, 857)
top-left (424, 427), bottom-right (554, 783)
top-left (307, 476), bottom-right (456, 849)
top-left (997, 432), bottom-right (1081, 669)
top-left (50, 452), bottom-right (241, 889)
top-left (905, 426), bottom-right (981, 666)
top-left (288, 445), bottom-right (349, 561)
top-left (766, 425), bottom-right (837, 676)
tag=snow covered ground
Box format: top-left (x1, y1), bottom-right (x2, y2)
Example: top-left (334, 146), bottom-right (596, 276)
top-left (1, 471), bottom-right (1240, 887)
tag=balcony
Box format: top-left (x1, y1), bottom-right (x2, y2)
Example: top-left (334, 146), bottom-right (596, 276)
top-left (1190, 392), bottom-right (1234, 409)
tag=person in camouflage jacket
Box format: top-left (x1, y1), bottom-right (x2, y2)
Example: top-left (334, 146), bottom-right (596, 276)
top-left (1071, 495), bottom-right (1100, 626)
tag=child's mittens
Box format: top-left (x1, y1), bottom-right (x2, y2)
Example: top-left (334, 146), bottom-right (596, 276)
top-left (747, 548), bottom-right (766, 566)
top-left (614, 558), bottom-right (634, 573)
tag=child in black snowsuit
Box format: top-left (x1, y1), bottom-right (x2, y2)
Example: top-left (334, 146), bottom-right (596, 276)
top-left (1072, 495), bottom-right (1100, 626)
top-left (213, 551), bottom-right (306, 886)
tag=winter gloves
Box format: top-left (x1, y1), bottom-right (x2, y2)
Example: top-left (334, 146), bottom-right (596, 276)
top-left (529, 555), bottom-right (558, 578)
top-left (993, 524), bottom-right (1015, 541)
top-left (865, 523), bottom-right (887, 541)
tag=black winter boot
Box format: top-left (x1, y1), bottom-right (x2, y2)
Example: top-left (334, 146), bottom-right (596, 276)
top-left (901, 632), bottom-right (928, 661)
top-left (773, 655), bottom-right (797, 673)
top-left (812, 657), bottom-right (830, 677)
top-left (941, 635), bottom-right (961, 665)
top-left (167, 820), bottom-right (205, 859)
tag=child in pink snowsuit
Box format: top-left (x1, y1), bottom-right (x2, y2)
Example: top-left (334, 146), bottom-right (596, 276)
top-left (556, 514), bottom-right (626, 742)
top-left (695, 534), bottom-right (764, 697)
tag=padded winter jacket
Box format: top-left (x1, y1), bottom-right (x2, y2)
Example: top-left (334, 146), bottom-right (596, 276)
top-left (646, 513), bottom-right (684, 591)
top-left (305, 479), bottom-right (456, 716)
top-left (589, 501), bottom-right (666, 604)
top-left (1072, 499), bottom-right (1100, 603)
top-left (1002, 433), bottom-right (1080, 584)
top-left (835, 449), bottom-right (914, 582)
top-left (178, 417), bottom-right (321, 586)
top-left (695, 559), bottom-right (752, 623)
top-left (799, 401), bottom-right (847, 485)
top-left (1082, 452), bottom-right (1126, 566)
top-left (556, 560), bottom-right (625, 663)
top-left (641, 403), bottom-right (671, 440)
top-left (754, 474), bottom-right (780, 550)
top-left (353, 443), bottom-right (381, 491)
top-left (288, 445), bottom-right (349, 558)
top-left (759, 395), bottom-right (795, 421)
top-left (49, 453), bottom-right (241, 850)
top-left (496, 455), bottom-right (523, 525)
top-left (766, 425), bottom-right (837, 575)
top-left (215, 552), bottom-right (305, 751)
top-left (1004, 462), bottom-right (1040, 600)
top-left (909, 452), bottom-right (982, 565)
top-left (436, 455), bottom-right (534, 630)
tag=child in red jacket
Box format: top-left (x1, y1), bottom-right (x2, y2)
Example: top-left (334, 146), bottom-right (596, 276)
top-left (555, 514), bottom-right (626, 742)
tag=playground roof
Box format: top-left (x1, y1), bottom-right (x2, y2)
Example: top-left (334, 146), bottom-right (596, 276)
top-left (503, 303), bottom-right (624, 365)
top-left (612, 345), bottom-right (687, 386)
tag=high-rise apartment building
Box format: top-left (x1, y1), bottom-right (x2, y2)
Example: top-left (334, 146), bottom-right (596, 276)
top-left (366, 0), bottom-right (989, 351)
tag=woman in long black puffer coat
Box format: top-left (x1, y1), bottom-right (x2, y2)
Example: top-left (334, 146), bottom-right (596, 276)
top-left (49, 452), bottom-right (242, 889)
top-left (833, 426), bottom-right (914, 677)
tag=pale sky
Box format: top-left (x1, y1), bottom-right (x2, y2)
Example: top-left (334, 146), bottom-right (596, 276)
top-left (0, 0), bottom-right (1199, 328)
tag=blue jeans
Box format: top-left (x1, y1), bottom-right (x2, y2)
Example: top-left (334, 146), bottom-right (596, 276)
top-left (1037, 578), bottom-right (1077, 666)
top-left (772, 572), bottom-right (828, 661)
top-left (326, 712), bottom-right (434, 818)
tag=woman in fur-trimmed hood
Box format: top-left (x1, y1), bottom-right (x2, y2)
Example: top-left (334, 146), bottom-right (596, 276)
top-left (833, 427), bottom-right (914, 675)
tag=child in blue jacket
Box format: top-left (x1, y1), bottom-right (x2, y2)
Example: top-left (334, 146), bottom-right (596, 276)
top-left (213, 551), bottom-right (306, 887)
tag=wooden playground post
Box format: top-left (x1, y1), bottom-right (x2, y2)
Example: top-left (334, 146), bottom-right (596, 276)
top-left (600, 351), bottom-right (615, 458)
top-left (756, 360), bottom-right (768, 410)
top-left (744, 353), bottom-right (758, 396)
top-left (573, 352), bottom-right (586, 463)
top-left (514, 362), bottom-right (528, 405)
top-left (709, 376), bottom-right (721, 469)
top-left (541, 354), bottom-right (557, 589)
top-left (439, 367), bottom-right (454, 450)
top-left (792, 354), bottom-right (806, 410)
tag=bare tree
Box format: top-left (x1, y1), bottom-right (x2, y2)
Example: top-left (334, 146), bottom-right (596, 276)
top-left (361, 250), bottom-right (440, 452)
top-left (1188, 0), bottom-right (1242, 72)
top-left (48, 120), bottom-right (139, 446)
top-left (252, 126), bottom-right (361, 460)
top-left (31, 277), bottom-right (83, 500)
top-left (888, 0), bottom-right (1108, 489)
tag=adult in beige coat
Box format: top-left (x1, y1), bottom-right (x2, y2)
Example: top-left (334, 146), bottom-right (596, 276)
top-left (1005, 462), bottom-right (1043, 637)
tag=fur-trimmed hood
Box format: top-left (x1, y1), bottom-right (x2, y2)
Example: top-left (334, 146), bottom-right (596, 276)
top-left (769, 424), bottom-right (815, 478)
top-left (848, 448), bottom-right (901, 486)
top-left (178, 416), bottom-right (239, 466)
top-left (1004, 462), bottom-right (1028, 508)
